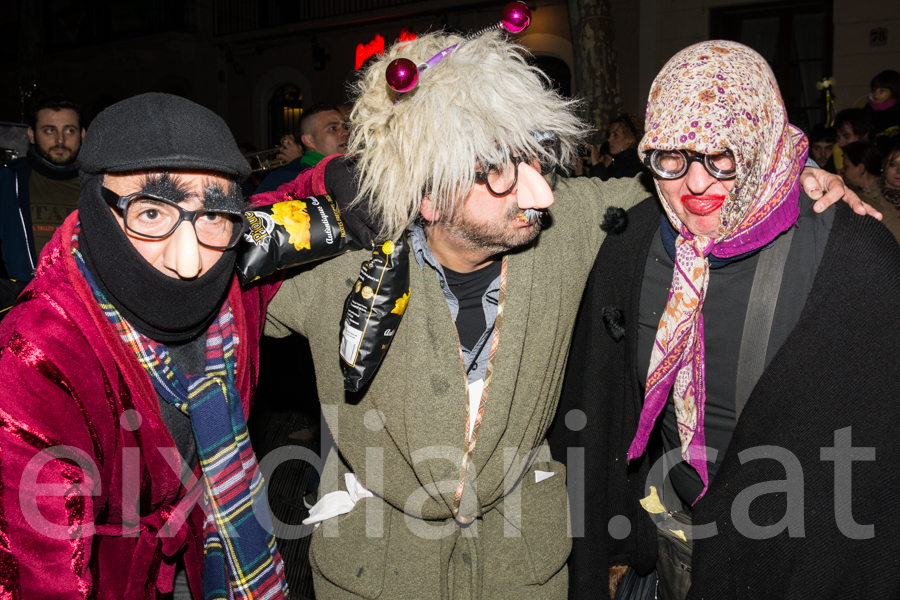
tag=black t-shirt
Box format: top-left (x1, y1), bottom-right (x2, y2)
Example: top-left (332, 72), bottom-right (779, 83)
top-left (443, 260), bottom-right (502, 351)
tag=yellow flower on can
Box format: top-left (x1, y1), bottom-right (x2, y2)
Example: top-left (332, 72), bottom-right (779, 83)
top-left (391, 289), bottom-right (410, 315)
top-left (271, 200), bottom-right (312, 251)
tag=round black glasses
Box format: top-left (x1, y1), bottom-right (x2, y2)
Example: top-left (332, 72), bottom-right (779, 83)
top-left (474, 155), bottom-right (532, 196)
top-left (101, 186), bottom-right (246, 250)
top-left (644, 149), bottom-right (737, 180)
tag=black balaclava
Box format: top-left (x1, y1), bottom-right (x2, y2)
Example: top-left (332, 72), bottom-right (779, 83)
top-left (77, 93), bottom-right (251, 343)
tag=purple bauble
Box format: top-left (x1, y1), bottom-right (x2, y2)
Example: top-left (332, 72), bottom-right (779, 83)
top-left (500, 1), bottom-right (531, 33)
top-left (386, 58), bottom-right (419, 93)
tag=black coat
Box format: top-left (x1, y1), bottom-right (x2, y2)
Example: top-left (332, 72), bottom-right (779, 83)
top-left (550, 197), bottom-right (900, 599)
top-left (864, 103), bottom-right (900, 152)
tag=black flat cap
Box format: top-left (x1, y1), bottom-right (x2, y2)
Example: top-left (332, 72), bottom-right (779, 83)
top-left (79, 93), bottom-right (251, 180)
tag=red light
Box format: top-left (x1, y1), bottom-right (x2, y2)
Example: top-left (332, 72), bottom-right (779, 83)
top-left (356, 34), bottom-right (385, 70)
top-left (355, 30), bottom-right (417, 70)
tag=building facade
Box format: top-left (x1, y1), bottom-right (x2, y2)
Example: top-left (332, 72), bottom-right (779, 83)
top-left (3, 0), bottom-right (898, 149)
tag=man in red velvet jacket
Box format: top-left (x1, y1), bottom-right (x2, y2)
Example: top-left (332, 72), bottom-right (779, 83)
top-left (0, 94), bottom-right (287, 599)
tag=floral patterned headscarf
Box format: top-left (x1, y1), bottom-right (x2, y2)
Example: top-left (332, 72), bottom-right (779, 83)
top-left (627, 41), bottom-right (809, 500)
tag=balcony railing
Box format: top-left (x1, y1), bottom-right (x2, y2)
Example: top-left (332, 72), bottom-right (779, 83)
top-left (45, 0), bottom-right (197, 50)
top-left (214, 0), bottom-right (427, 37)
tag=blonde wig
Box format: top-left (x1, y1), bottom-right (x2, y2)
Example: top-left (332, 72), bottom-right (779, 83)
top-left (349, 30), bottom-right (589, 240)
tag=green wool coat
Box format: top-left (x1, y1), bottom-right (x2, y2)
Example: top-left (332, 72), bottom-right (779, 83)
top-left (265, 174), bottom-right (652, 600)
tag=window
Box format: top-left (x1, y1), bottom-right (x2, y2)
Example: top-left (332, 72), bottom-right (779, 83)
top-left (268, 84), bottom-right (303, 148)
top-left (711, 1), bottom-right (833, 132)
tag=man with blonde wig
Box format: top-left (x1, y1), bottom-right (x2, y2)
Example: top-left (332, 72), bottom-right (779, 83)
top-left (553, 40), bottom-right (900, 599)
top-left (258, 29), bottom-right (863, 599)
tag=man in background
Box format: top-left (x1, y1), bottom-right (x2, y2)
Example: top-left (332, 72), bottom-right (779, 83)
top-left (834, 108), bottom-right (873, 149)
top-left (808, 123), bottom-right (837, 173)
top-left (255, 102), bottom-right (349, 193)
top-left (0, 96), bottom-right (84, 319)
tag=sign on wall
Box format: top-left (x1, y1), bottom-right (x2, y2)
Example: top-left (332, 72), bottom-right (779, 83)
top-left (356, 28), bottom-right (417, 70)
top-left (870, 27), bottom-right (888, 47)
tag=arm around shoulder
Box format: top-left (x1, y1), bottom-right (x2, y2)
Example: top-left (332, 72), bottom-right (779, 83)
top-left (263, 251), bottom-right (356, 339)
top-left (551, 172), bottom-right (656, 252)
top-left (265, 269), bottom-right (310, 338)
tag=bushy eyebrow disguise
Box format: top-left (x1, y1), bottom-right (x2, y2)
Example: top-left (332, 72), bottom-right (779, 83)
top-left (138, 172), bottom-right (244, 212)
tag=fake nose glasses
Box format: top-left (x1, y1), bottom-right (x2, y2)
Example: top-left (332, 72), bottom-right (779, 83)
top-left (163, 221), bottom-right (203, 279)
top-left (516, 162), bottom-right (554, 210)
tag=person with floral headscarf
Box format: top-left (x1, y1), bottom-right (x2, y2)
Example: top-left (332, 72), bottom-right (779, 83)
top-left (551, 40), bottom-right (900, 600)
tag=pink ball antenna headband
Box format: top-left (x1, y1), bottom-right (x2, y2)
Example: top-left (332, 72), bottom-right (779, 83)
top-left (385, 1), bottom-right (532, 94)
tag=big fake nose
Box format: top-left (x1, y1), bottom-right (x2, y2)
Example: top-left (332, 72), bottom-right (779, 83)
top-left (163, 221), bottom-right (202, 279)
top-left (516, 163), bottom-right (554, 210)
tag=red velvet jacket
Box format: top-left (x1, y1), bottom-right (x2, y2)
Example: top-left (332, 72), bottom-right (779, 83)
top-left (0, 213), bottom-right (279, 599)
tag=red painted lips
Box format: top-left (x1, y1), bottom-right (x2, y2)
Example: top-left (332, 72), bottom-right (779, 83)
top-left (681, 194), bottom-right (725, 216)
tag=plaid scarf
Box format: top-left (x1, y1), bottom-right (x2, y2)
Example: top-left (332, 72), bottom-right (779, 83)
top-left (71, 227), bottom-right (289, 600)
